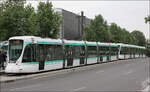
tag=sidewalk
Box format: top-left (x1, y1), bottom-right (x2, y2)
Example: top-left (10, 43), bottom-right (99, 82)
top-left (0, 69), bottom-right (4, 75)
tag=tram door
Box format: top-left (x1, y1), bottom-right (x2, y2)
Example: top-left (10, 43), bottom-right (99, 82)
top-left (99, 46), bottom-right (104, 62)
top-left (80, 46), bottom-right (85, 65)
top-left (38, 45), bottom-right (45, 70)
top-left (66, 46), bottom-right (73, 67)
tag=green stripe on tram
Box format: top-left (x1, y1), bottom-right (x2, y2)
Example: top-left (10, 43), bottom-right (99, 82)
top-left (73, 58), bottom-right (80, 61)
top-left (103, 56), bottom-right (107, 57)
top-left (45, 60), bottom-right (63, 63)
top-left (87, 44), bottom-right (97, 46)
top-left (24, 62), bottom-right (39, 64)
top-left (111, 55), bottom-right (117, 57)
top-left (37, 42), bottom-right (62, 45)
top-left (64, 43), bottom-right (85, 46)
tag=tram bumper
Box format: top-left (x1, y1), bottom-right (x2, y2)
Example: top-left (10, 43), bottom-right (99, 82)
top-left (5, 63), bottom-right (20, 73)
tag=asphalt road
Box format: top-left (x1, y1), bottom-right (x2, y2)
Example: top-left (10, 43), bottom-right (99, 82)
top-left (1, 58), bottom-right (150, 92)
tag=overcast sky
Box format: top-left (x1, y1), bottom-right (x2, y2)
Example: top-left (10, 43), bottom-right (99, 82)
top-left (27, 0), bottom-right (149, 39)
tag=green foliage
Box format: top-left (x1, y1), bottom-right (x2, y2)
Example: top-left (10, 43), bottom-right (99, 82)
top-left (84, 27), bottom-right (96, 41)
top-left (121, 28), bottom-right (132, 44)
top-left (131, 30), bottom-right (146, 46)
top-left (145, 15), bottom-right (150, 24)
top-left (109, 23), bottom-right (123, 43)
top-left (0, 0), bottom-right (62, 41)
top-left (108, 23), bottom-right (146, 46)
top-left (0, 1), bottom-right (38, 40)
top-left (129, 33), bottom-right (137, 45)
top-left (146, 48), bottom-right (150, 57)
top-left (109, 23), bottom-right (134, 44)
top-left (85, 14), bottom-right (112, 42)
top-left (85, 15), bottom-right (146, 46)
top-left (36, 1), bottom-right (62, 38)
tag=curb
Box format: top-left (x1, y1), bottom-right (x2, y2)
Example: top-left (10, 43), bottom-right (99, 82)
top-left (0, 70), bottom-right (4, 75)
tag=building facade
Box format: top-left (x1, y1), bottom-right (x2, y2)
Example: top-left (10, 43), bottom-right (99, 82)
top-left (55, 8), bottom-right (91, 40)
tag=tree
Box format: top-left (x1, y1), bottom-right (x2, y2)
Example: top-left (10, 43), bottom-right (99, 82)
top-left (0, 0), bottom-right (62, 41)
top-left (130, 33), bottom-right (137, 45)
top-left (109, 23), bottom-right (131, 43)
top-left (130, 30), bottom-right (146, 46)
top-left (109, 23), bottom-right (123, 43)
top-left (121, 28), bottom-right (131, 44)
top-left (36, 1), bottom-right (62, 38)
top-left (145, 15), bottom-right (150, 24)
top-left (84, 14), bottom-right (112, 42)
top-left (0, 0), bottom-right (37, 40)
top-left (84, 26), bottom-right (96, 41)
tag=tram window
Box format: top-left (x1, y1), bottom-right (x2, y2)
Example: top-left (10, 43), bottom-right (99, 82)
top-left (87, 46), bottom-right (97, 57)
top-left (65, 45), bottom-right (72, 57)
top-left (80, 46), bottom-right (85, 56)
top-left (54, 45), bottom-right (63, 60)
top-left (45, 45), bottom-right (53, 61)
top-left (99, 46), bottom-right (109, 56)
top-left (22, 45), bottom-right (33, 63)
top-left (111, 47), bottom-right (118, 55)
top-left (73, 46), bottom-right (80, 58)
top-left (120, 47), bottom-right (125, 54)
top-left (124, 47), bottom-right (128, 54)
top-left (64, 45), bottom-right (81, 59)
top-left (99, 46), bottom-right (105, 55)
top-left (130, 48), bottom-right (134, 54)
top-left (45, 45), bottom-right (63, 60)
top-left (127, 48), bottom-right (130, 54)
top-left (81, 46), bottom-right (85, 52)
top-left (133, 48), bottom-right (135, 53)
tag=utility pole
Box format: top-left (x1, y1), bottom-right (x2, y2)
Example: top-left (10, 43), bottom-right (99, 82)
top-left (81, 11), bottom-right (84, 40)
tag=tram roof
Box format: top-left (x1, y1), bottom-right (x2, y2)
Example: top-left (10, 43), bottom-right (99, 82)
top-left (118, 43), bottom-right (145, 49)
top-left (85, 41), bottom-right (97, 46)
top-left (64, 40), bottom-right (85, 45)
top-left (9, 36), bottom-right (63, 45)
top-left (9, 36), bottom-right (40, 40)
top-left (9, 36), bottom-right (146, 49)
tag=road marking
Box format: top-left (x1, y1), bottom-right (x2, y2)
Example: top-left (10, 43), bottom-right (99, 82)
top-left (96, 70), bottom-right (104, 74)
top-left (72, 86), bottom-right (86, 92)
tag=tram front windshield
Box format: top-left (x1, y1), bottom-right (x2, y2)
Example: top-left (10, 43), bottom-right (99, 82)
top-left (9, 40), bottom-right (23, 63)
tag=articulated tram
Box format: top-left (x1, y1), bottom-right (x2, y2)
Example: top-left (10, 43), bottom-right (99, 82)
top-left (5, 36), bottom-right (146, 73)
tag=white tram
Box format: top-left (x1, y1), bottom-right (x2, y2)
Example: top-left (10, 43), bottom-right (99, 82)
top-left (5, 36), bottom-right (146, 73)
